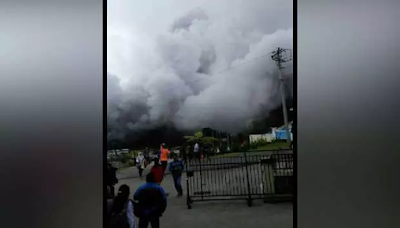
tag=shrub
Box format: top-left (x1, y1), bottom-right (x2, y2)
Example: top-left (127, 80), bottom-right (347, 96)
top-left (249, 138), bottom-right (270, 149)
top-left (119, 153), bottom-right (131, 164)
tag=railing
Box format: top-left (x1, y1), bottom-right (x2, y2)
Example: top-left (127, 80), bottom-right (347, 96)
top-left (185, 150), bottom-right (293, 209)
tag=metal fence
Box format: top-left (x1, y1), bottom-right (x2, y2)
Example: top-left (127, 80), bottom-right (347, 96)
top-left (184, 151), bottom-right (294, 209)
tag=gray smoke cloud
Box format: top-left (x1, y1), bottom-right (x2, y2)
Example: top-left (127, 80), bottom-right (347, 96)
top-left (107, 0), bottom-right (293, 140)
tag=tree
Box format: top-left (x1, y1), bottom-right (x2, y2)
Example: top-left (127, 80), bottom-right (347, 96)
top-left (184, 131), bottom-right (217, 144)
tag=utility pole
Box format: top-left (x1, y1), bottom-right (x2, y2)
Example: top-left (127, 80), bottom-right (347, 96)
top-left (271, 47), bottom-right (292, 143)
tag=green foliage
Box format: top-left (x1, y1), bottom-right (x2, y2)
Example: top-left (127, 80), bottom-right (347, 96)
top-left (184, 131), bottom-right (218, 144)
top-left (249, 139), bottom-right (271, 149)
top-left (119, 153), bottom-right (131, 164)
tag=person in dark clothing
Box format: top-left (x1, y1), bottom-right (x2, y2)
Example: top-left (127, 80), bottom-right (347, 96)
top-left (134, 173), bottom-right (167, 228)
top-left (168, 155), bottom-right (184, 196)
top-left (107, 163), bottom-right (119, 198)
top-left (107, 184), bottom-right (135, 228)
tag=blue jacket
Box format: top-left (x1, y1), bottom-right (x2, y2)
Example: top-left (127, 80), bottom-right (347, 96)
top-left (169, 160), bottom-right (184, 175)
top-left (133, 182), bottom-right (167, 218)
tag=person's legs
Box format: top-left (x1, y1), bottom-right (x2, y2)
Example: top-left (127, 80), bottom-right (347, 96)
top-left (161, 161), bottom-right (168, 172)
top-left (176, 174), bottom-right (183, 195)
top-left (139, 217), bottom-right (150, 228)
top-left (139, 167), bottom-right (143, 177)
top-left (172, 174), bottom-right (183, 196)
top-left (172, 174), bottom-right (179, 194)
top-left (149, 217), bottom-right (160, 228)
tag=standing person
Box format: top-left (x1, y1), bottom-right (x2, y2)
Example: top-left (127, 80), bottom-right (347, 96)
top-left (136, 152), bottom-right (147, 178)
top-left (193, 142), bottom-right (200, 161)
top-left (134, 173), bottom-right (167, 228)
top-left (107, 163), bottom-right (119, 198)
top-left (159, 143), bottom-right (170, 172)
top-left (169, 155), bottom-right (184, 196)
top-left (150, 158), bottom-right (165, 185)
top-left (107, 184), bottom-right (135, 228)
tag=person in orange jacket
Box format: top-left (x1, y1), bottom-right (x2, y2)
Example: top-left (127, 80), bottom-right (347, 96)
top-left (158, 143), bottom-right (171, 173)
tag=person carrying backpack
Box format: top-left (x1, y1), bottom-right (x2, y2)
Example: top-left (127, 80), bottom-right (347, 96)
top-left (133, 173), bottom-right (167, 228)
top-left (107, 184), bottom-right (135, 228)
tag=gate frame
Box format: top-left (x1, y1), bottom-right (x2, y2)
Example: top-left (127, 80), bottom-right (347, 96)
top-left (185, 150), bottom-right (293, 209)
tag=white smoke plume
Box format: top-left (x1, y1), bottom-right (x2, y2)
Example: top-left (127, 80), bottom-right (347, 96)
top-left (107, 0), bottom-right (293, 140)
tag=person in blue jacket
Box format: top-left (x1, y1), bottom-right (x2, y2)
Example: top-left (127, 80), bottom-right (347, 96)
top-left (169, 154), bottom-right (184, 197)
top-left (133, 173), bottom-right (167, 228)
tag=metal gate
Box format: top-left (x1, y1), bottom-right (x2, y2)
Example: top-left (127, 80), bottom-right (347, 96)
top-left (184, 151), bottom-right (293, 209)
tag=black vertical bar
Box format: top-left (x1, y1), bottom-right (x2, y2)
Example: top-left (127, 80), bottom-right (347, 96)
top-left (205, 157), bottom-right (209, 197)
top-left (223, 156), bottom-right (228, 196)
top-left (241, 155), bottom-right (247, 196)
top-left (243, 151), bottom-right (252, 206)
top-left (233, 156), bottom-right (238, 196)
top-left (217, 155), bottom-right (222, 196)
top-left (232, 156), bottom-right (237, 196)
top-left (199, 154), bottom-right (204, 201)
top-left (213, 153), bottom-right (217, 196)
top-left (185, 155), bottom-right (191, 209)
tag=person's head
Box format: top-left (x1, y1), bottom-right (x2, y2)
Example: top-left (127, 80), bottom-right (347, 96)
top-left (117, 184), bottom-right (130, 199)
top-left (146, 172), bottom-right (156, 183)
top-left (173, 154), bottom-right (179, 162)
top-left (153, 158), bottom-right (160, 167)
top-left (111, 184), bottom-right (130, 213)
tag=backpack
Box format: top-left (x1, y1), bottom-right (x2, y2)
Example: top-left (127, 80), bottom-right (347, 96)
top-left (107, 200), bottom-right (133, 228)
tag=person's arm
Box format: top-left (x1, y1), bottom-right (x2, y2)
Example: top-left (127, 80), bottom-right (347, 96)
top-left (127, 200), bottom-right (135, 228)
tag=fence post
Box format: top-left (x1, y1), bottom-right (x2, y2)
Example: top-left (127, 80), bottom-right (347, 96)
top-left (243, 150), bottom-right (252, 207)
top-left (185, 157), bottom-right (192, 209)
top-left (199, 155), bottom-right (204, 201)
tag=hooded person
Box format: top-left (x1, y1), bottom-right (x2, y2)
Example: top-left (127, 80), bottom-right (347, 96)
top-left (107, 184), bottom-right (135, 228)
top-left (134, 173), bottom-right (167, 228)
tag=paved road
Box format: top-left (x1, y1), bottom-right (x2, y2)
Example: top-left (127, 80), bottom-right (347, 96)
top-left (117, 150), bottom-right (292, 180)
top-left (116, 172), bottom-right (293, 228)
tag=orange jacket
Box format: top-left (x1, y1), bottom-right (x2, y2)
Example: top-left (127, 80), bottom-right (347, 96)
top-left (160, 146), bottom-right (170, 161)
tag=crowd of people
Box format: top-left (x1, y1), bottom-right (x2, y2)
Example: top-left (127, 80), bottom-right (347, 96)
top-left (106, 143), bottom-right (185, 228)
